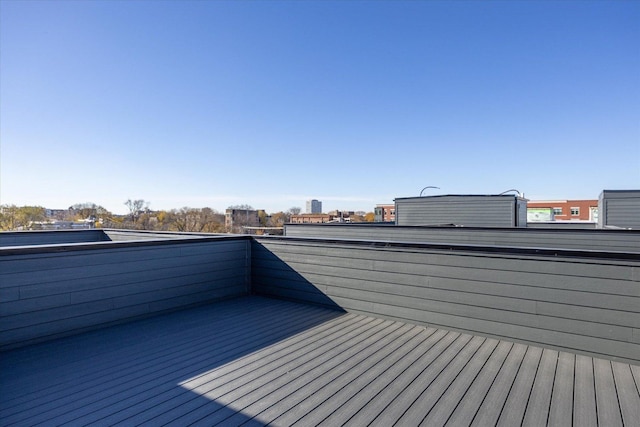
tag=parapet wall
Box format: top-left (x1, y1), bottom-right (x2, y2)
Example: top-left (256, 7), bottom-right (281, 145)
top-left (253, 237), bottom-right (640, 365)
top-left (0, 236), bottom-right (251, 350)
top-left (0, 229), bottom-right (110, 247)
top-left (2, 230), bottom-right (639, 364)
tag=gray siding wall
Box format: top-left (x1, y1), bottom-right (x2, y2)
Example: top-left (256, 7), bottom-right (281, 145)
top-left (0, 230), bottom-right (109, 247)
top-left (395, 196), bottom-right (521, 227)
top-left (599, 190), bottom-right (640, 229)
top-left (252, 237), bottom-right (640, 364)
top-left (0, 237), bottom-right (251, 350)
top-left (284, 224), bottom-right (640, 253)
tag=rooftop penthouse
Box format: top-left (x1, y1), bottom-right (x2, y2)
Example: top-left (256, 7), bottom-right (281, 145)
top-left (1, 228), bottom-right (639, 426)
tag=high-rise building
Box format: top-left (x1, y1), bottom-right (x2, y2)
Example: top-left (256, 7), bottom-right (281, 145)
top-left (306, 199), bottom-right (322, 214)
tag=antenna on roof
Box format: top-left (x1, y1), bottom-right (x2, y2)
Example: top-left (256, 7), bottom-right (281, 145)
top-left (419, 186), bottom-right (440, 197)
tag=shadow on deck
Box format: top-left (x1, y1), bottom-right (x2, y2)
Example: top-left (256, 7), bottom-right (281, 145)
top-left (1, 296), bottom-right (639, 426)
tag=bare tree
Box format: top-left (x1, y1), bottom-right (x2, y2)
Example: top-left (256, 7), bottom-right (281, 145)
top-left (0, 205), bottom-right (46, 230)
top-left (171, 207), bottom-right (224, 232)
top-left (268, 211), bottom-right (291, 227)
top-left (288, 207), bottom-right (301, 215)
top-left (70, 202), bottom-right (110, 221)
top-left (124, 199), bottom-right (149, 223)
top-left (228, 204), bottom-right (254, 210)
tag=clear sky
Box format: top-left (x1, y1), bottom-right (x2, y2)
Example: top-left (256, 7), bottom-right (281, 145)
top-left (1, 0), bottom-right (639, 215)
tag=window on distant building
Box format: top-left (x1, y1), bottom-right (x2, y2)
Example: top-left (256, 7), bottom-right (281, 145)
top-left (553, 208), bottom-right (563, 216)
top-left (570, 207), bottom-right (580, 216)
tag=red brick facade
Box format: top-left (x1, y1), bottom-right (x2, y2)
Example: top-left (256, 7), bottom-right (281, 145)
top-left (527, 200), bottom-right (598, 221)
top-left (374, 204), bottom-right (395, 222)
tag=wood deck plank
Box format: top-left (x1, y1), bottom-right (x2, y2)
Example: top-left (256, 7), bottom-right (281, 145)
top-left (444, 340), bottom-right (513, 426)
top-left (86, 315), bottom-right (383, 426)
top-left (174, 321), bottom-right (411, 426)
top-left (397, 335), bottom-right (487, 425)
top-left (496, 346), bottom-right (543, 426)
top-left (370, 333), bottom-right (474, 426)
top-left (257, 327), bottom-right (436, 426)
top-left (547, 352), bottom-right (575, 427)
top-left (1, 300), bottom-right (328, 424)
top-left (218, 325), bottom-right (426, 426)
top-left (4, 302), bottom-right (349, 426)
top-left (522, 348), bottom-right (559, 426)
top-left (470, 342), bottom-right (528, 426)
top-left (594, 358), bottom-right (624, 427)
top-left (1, 296), bottom-right (638, 427)
top-left (339, 330), bottom-right (461, 427)
top-left (612, 361), bottom-right (640, 427)
top-left (398, 336), bottom-right (487, 425)
top-left (574, 354), bottom-right (598, 427)
top-left (420, 338), bottom-right (500, 426)
top-left (303, 329), bottom-right (447, 427)
top-left (1, 301), bottom-right (325, 420)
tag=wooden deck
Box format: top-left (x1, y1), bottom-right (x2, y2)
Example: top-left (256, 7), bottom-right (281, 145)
top-left (1, 296), bottom-right (638, 426)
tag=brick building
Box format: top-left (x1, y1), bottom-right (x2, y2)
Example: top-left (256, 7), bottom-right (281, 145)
top-left (527, 200), bottom-right (598, 222)
top-left (374, 204), bottom-right (395, 222)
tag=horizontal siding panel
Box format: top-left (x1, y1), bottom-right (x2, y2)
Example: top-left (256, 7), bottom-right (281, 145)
top-left (0, 230), bottom-right (107, 247)
top-left (255, 258), bottom-right (639, 313)
top-left (396, 197), bottom-right (517, 227)
top-left (0, 305), bottom-right (148, 348)
top-left (252, 285), bottom-right (338, 308)
top-left (0, 287), bottom-right (20, 302)
top-left (284, 226), bottom-right (640, 252)
top-left (146, 286), bottom-right (246, 312)
top-left (253, 239), bottom-right (640, 364)
top-left (322, 284), bottom-right (633, 343)
top-left (0, 241), bottom-right (246, 277)
top-left (255, 242), bottom-right (639, 284)
top-left (12, 257), bottom-right (247, 299)
top-left (1, 286), bottom-right (246, 351)
top-left (3, 299), bottom-right (116, 330)
top-left (536, 301), bottom-right (640, 329)
top-left (0, 238), bottom-right (250, 349)
top-left (2, 248), bottom-right (247, 289)
top-left (328, 295), bottom-right (639, 363)
top-left (254, 247), bottom-right (639, 299)
top-left (253, 266), bottom-right (639, 329)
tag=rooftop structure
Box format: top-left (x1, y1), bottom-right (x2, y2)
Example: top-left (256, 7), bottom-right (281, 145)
top-left (1, 229), bottom-right (638, 425)
top-left (599, 190), bottom-right (640, 229)
top-left (394, 194), bottom-right (528, 227)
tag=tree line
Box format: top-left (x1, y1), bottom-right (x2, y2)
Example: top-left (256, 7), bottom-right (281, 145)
top-left (0, 200), bottom-right (314, 232)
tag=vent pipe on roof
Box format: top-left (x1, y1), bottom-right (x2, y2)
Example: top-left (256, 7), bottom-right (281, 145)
top-left (419, 186), bottom-right (440, 197)
top-left (498, 189), bottom-right (523, 198)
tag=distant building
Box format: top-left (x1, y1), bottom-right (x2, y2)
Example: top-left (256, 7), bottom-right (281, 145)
top-left (527, 200), bottom-right (598, 222)
top-left (374, 204), bottom-right (395, 222)
top-left (45, 209), bottom-right (70, 220)
top-left (290, 214), bottom-right (332, 224)
top-left (526, 207), bottom-right (554, 222)
top-left (306, 199), bottom-right (322, 214)
top-left (290, 210), bottom-right (354, 224)
top-left (225, 208), bottom-right (260, 232)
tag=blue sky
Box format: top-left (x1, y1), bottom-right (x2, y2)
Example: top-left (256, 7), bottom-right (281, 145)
top-left (1, 1), bottom-right (638, 214)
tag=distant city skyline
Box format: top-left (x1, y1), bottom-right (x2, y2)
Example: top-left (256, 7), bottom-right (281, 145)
top-left (2, 1), bottom-right (638, 215)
